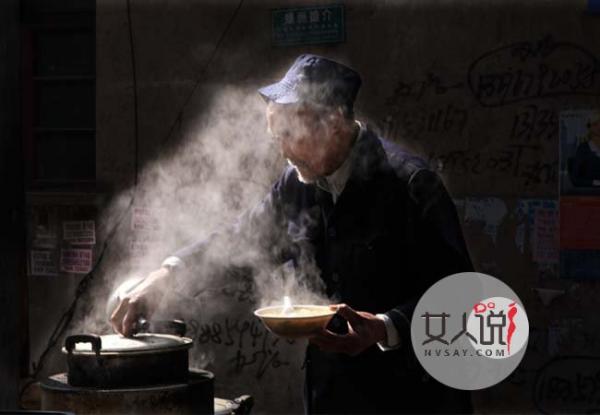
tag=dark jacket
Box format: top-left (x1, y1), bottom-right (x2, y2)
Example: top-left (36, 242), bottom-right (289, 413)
top-left (174, 127), bottom-right (474, 414)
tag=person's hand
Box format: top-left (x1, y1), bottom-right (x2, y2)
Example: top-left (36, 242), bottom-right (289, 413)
top-left (109, 267), bottom-right (171, 336)
top-left (309, 304), bottom-right (387, 356)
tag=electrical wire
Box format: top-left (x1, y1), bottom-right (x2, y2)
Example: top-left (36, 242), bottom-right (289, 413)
top-left (126, 0), bottom-right (140, 186)
top-left (19, 0), bottom-right (245, 404)
top-left (161, 0), bottom-right (245, 146)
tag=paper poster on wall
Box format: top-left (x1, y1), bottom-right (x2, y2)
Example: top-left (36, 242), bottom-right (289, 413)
top-left (129, 207), bottom-right (162, 261)
top-left (131, 207), bottom-right (161, 232)
top-left (129, 235), bottom-right (154, 258)
top-left (559, 110), bottom-right (600, 279)
top-left (31, 208), bottom-right (59, 248)
top-left (514, 199), bottom-right (558, 267)
top-left (60, 248), bottom-right (93, 274)
top-left (559, 110), bottom-right (600, 196)
top-left (63, 220), bottom-right (96, 245)
top-left (463, 197), bottom-right (508, 244)
top-left (532, 207), bottom-right (559, 265)
top-left (30, 250), bottom-right (58, 276)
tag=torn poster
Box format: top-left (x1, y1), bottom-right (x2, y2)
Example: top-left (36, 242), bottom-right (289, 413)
top-left (464, 197), bottom-right (507, 244)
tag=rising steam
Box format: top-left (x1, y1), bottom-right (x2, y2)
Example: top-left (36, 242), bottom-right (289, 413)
top-left (76, 84), bottom-right (329, 335)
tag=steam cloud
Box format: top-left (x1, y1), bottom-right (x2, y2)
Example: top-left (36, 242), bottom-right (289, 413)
top-left (75, 84), bottom-right (330, 336)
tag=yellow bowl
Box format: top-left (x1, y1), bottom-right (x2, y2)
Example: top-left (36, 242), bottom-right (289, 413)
top-left (254, 305), bottom-right (336, 339)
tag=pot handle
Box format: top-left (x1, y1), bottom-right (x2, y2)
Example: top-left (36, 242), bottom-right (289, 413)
top-left (65, 334), bottom-right (102, 355)
top-left (164, 319), bottom-right (186, 337)
top-left (133, 318), bottom-right (187, 337)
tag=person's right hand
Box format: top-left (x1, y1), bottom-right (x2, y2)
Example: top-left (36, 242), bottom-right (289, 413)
top-left (109, 267), bottom-right (171, 336)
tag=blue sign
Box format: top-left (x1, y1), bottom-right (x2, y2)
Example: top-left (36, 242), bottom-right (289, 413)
top-left (272, 4), bottom-right (345, 47)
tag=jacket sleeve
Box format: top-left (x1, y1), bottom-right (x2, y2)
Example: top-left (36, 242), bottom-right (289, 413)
top-left (385, 168), bottom-right (474, 347)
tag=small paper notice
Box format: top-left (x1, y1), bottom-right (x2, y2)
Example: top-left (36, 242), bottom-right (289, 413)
top-left (30, 250), bottom-right (58, 276)
top-left (60, 248), bottom-right (93, 274)
top-left (63, 221), bottom-right (96, 245)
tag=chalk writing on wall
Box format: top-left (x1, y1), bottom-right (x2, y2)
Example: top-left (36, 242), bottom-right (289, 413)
top-left (385, 72), bottom-right (465, 104)
top-left (534, 356), bottom-right (600, 414)
top-left (469, 35), bottom-right (600, 107)
top-left (510, 105), bottom-right (558, 143)
top-left (188, 317), bottom-right (297, 380)
top-left (427, 144), bottom-right (557, 188)
top-left (382, 103), bottom-right (469, 142)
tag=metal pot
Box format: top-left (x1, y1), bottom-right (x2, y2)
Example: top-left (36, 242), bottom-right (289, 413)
top-left (62, 331), bottom-right (193, 388)
top-left (41, 369), bottom-right (215, 415)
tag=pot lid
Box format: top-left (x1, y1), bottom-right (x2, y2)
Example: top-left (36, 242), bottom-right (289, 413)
top-left (63, 333), bottom-right (193, 355)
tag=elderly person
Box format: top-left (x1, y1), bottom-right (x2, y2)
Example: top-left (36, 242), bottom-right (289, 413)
top-left (110, 54), bottom-right (473, 414)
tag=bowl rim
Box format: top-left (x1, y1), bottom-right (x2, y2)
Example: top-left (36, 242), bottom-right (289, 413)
top-left (253, 304), bottom-right (337, 320)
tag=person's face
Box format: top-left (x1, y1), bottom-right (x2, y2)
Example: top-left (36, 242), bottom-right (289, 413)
top-left (266, 102), bottom-right (350, 183)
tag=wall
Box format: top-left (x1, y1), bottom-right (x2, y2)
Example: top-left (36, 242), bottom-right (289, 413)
top-left (0, 0), bottom-right (24, 410)
top-left (29, 0), bottom-right (596, 413)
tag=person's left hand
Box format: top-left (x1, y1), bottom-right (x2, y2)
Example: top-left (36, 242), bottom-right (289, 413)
top-left (309, 304), bottom-right (387, 356)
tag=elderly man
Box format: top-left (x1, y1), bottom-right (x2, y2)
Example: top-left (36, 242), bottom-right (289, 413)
top-left (110, 54), bottom-right (474, 414)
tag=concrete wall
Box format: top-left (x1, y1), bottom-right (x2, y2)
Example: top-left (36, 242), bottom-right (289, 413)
top-left (91, 0), bottom-right (600, 413)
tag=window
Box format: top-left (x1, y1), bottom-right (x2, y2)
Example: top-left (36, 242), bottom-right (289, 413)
top-left (22, 0), bottom-right (95, 189)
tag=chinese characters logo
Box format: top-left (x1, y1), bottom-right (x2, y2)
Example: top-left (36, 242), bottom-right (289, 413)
top-left (422, 296), bottom-right (528, 359)
top-left (411, 272), bottom-right (529, 390)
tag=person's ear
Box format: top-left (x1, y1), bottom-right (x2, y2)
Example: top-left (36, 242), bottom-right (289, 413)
top-left (326, 107), bottom-right (345, 132)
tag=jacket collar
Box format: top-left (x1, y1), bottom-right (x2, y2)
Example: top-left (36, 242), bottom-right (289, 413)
top-left (316, 123), bottom-right (389, 210)
top-left (346, 123), bottom-right (388, 186)
top-left (315, 121), bottom-right (364, 203)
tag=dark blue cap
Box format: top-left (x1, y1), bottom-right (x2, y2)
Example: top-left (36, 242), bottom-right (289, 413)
top-left (258, 54), bottom-right (361, 110)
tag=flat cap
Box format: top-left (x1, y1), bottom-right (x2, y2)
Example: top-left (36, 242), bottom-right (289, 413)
top-left (258, 54), bottom-right (361, 110)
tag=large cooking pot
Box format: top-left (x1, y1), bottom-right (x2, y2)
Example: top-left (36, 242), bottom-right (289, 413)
top-left (63, 330), bottom-right (193, 388)
top-left (41, 369), bottom-right (215, 415)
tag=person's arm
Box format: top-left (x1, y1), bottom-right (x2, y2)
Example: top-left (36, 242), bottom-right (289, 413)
top-left (165, 182), bottom-right (286, 290)
top-left (111, 170), bottom-right (290, 335)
